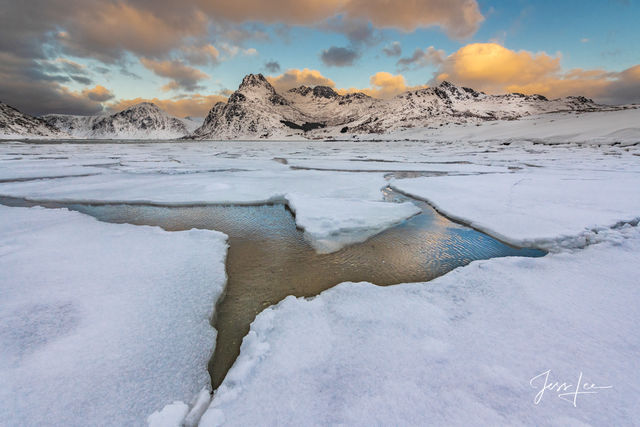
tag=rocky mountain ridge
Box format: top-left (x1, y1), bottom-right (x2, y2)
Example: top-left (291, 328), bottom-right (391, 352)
top-left (0, 102), bottom-right (68, 138)
top-left (191, 74), bottom-right (609, 140)
top-left (42, 102), bottom-right (193, 139)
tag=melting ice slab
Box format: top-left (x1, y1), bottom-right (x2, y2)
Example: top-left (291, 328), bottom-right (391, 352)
top-left (393, 169), bottom-right (640, 250)
top-left (0, 205), bottom-right (227, 426)
top-left (286, 195), bottom-right (421, 253)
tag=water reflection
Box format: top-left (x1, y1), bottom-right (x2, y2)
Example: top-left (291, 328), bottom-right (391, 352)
top-left (0, 193), bottom-right (544, 389)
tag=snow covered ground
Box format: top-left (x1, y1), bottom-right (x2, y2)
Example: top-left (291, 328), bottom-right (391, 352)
top-left (364, 108), bottom-right (640, 145)
top-left (0, 206), bottom-right (227, 426)
top-left (0, 111), bottom-right (639, 426)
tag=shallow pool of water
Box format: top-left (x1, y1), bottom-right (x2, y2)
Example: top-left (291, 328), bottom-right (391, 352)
top-left (0, 191), bottom-right (545, 389)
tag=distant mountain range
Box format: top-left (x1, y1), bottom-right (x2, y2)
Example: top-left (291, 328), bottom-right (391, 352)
top-left (42, 102), bottom-right (197, 139)
top-left (0, 74), bottom-right (627, 140)
top-left (192, 74), bottom-right (609, 140)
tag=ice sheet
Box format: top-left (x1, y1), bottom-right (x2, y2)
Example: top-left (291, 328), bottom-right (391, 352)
top-left (0, 206), bottom-right (227, 426)
top-left (285, 195), bottom-right (420, 253)
top-left (392, 170), bottom-right (640, 249)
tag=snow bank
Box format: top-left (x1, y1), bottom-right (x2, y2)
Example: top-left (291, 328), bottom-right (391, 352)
top-left (201, 225), bottom-right (640, 426)
top-left (392, 169), bottom-right (640, 249)
top-left (0, 206), bottom-right (227, 426)
top-left (285, 195), bottom-right (420, 253)
top-left (380, 109), bottom-right (640, 145)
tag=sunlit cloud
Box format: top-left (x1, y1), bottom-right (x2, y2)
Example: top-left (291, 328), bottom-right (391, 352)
top-left (428, 43), bottom-right (640, 103)
top-left (82, 85), bottom-right (114, 102)
top-left (339, 71), bottom-right (428, 98)
top-left (267, 68), bottom-right (337, 91)
top-left (180, 44), bottom-right (220, 66)
top-left (140, 58), bottom-right (209, 92)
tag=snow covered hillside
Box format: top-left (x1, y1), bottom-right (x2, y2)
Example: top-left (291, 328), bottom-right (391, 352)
top-left (191, 73), bottom-right (619, 140)
top-left (42, 102), bottom-right (192, 139)
top-left (0, 102), bottom-right (68, 139)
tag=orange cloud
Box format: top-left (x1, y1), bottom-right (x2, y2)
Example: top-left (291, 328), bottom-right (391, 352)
top-left (61, 3), bottom-right (208, 60)
top-left (267, 68), bottom-right (337, 91)
top-left (41, 0), bottom-right (482, 64)
top-left (340, 72), bottom-right (428, 98)
top-left (440, 43), bottom-right (561, 89)
top-left (268, 69), bottom-right (427, 99)
top-left (107, 94), bottom-right (227, 118)
top-left (194, 0), bottom-right (483, 37)
top-left (431, 43), bottom-right (640, 103)
top-left (140, 58), bottom-right (209, 91)
top-left (341, 0), bottom-right (483, 37)
top-left (181, 44), bottom-right (220, 65)
top-left (81, 85), bottom-right (114, 102)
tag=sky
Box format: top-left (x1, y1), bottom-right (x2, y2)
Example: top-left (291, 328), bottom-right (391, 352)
top-left (1, 0), bottom-right (639, 117)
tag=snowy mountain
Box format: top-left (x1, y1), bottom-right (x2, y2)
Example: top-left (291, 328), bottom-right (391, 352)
top-left (191, 74), bottom-right (609, 140)
top-left (43, 102), bottom-right (191, 139)
top-left (0, 101), bottom-right (68, 138)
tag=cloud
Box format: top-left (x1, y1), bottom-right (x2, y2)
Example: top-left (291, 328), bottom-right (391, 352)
top-left (320, 46), bottom-right (360, 67)
top-left (267, 68), bottom-right (336, 92)
top-left (343, 0), bottom-right (483, 38)
top-left (140, 58), bottom-right (209, 92)
top-left (320, 17), bottom-right (381, 45)
top-left (82, 85), bottom-right (114, 102)
top-left (264, 61), bottom-right (281, 73)
top-left (397, 46), bottom-right (446, 70)
top-left (1, 0), bottom-right (483, 65)
top-left (181, 44), bottom-right (220, 66)
top-left (54, 2), bottom-right (209, 62)
top-left (218, 43), bottom-right (260, 59)
top-left (107, 94), bottom-right (227, 118)
top-left (0, 51), bottom-right (104, 116)
top-left (382, 42), bottom-right (402, 57)
top-left (339, 71), bottom-right (428, 98)
top-left (428, 43), bottom-right (640, 104)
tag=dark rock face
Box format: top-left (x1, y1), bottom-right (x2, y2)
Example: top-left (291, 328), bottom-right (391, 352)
top-left (280, 120), bottom-right (326, 131)
top-left (312, 86), bottom-right (338, 98)
top-left (289, 86), bottom-right (312, 96)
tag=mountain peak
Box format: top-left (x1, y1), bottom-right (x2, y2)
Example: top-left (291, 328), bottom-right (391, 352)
top-left (312, 86), bottom-right (338, 99)
top-left (239, 74), bottom-right (272, 90)
top-left (126, 102), bottom-right (162, 112)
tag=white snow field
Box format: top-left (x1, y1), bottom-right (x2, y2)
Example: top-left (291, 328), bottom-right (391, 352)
top-left (0, 108), bottom-right (639, 426)
top-left (0, 206), bottom-right (227, 426)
